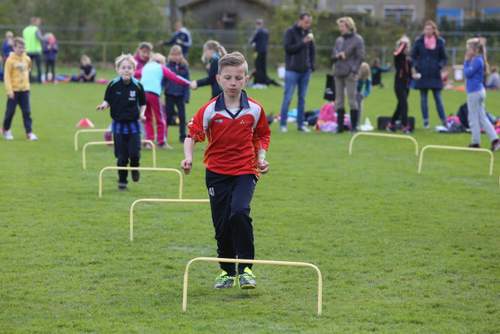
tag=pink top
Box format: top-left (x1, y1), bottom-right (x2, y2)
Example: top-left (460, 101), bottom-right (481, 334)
top-left (424, 35), bottom-right (436, 50)
top-left (318, 102), bottom-right (336, 122)
top-left (133, 53), bottom-right (149, 79)
top-left (161, 65), bottom-right (190, 86)
top-left (133, 62), bottom-right (190, 87)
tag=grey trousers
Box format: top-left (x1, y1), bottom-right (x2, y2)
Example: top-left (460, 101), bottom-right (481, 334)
top-left (335, 73), bottom-right (358, 110)
top-left (467, 89), bottom-right (498, 145)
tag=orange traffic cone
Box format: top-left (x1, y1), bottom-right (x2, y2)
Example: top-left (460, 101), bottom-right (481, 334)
top-left (76, 118), bottom-right (95, 128)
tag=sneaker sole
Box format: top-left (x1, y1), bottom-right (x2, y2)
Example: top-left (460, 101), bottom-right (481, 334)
top-left (240, 284), bottom-right (256, 289)
top-left (214, 285), bottom-right (234, 289)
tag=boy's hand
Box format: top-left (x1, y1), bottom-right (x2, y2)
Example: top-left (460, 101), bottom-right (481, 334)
top-left (258, 160), bottom-right (269, 174)
top-left (181, 159), bottom-right (193, 174)
top-left (190, 81), bottom-right (197, 90)
top-left (96, 101), bottom-right (108, 111)
top-left (7, 92), bottom-right (14, 99)
top-left (140, 112), bottom-right (146, 122)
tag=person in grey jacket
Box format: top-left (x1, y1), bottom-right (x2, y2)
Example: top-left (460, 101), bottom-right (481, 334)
top-left (332, 17), bottom-right (365, 132)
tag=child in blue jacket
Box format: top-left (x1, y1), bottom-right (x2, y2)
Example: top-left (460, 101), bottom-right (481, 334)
top-left (165, 45), bottom-right (190, 143)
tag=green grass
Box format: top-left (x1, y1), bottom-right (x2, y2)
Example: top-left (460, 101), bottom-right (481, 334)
top-left (0, 68), bottom-right (499, 333)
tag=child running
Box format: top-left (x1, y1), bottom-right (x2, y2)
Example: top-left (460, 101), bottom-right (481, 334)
top-left (139, 52), bottom-right (190, 149)
top-left (96, 54), bottom-right (147, 190)
top-left (181, 52), bottom-right (271, 289)
top-left (464, 38), bottom-right (500, 151)
top-left (2, 37), bottom-right (38, 141)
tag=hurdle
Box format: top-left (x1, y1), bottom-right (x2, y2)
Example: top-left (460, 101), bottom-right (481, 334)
top-left (182, 257), bottom-right (323, 316)
top-left (74, 128), bottom-right (107, 151)
top-left (418, 145), bottom-right (494, 176)
top-left (348, 132), bottom-right (419, 156)
top-left (129, 198), bottom-right (209, 241)
top-left (82, 140), bottom-right (157, 169)
top-left (99, 168), bottom-right (184, 198)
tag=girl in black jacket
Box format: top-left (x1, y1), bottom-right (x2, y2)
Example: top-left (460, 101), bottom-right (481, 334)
top-left (387, 35), bottom-right (412, 133)
top-left (191, 40), bottom-right (226, 98)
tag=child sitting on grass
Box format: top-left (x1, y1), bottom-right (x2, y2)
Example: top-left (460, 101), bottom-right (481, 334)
top-left (181, 52), bottom-right (271, 289)
top-left (72, 55), bottom-right (96, 82)
top-left (96, 54), bottom-right (146, 190)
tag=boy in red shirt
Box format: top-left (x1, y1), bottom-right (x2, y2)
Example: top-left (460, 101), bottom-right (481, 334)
top-left (181, 52), bottom-right (270, 289)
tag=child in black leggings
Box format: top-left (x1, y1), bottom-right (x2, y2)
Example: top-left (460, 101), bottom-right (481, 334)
top-left (387, 36), bottom-right (412, 133)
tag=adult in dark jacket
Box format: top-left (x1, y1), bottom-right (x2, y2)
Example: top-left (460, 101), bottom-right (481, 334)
top-left (279, 13), bottom-right (315, 132)
top-left (190, 40), bottom-right (226, 98)
top-left (332, 16), bottom-right (365, 132)
top-left (249, 19), bottom-right (279, 87)
top-left (411, 20), bottom-right (447, 128)
top-left (163, 21), bottom-right (192, 57)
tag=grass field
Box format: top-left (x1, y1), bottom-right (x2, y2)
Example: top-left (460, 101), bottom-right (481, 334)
top-left (0, 68), bottom-right (499, 333)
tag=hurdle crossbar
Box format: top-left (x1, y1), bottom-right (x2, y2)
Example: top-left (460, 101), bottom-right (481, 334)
top-left (129, 198), bottom-right (209, 241)
top-left (99, 167), bottom-right (183, 198)
top-left (74, 128), bottom-right (107, 151)
top-left (182, 257), bottom-right (323, 316)
top-left (348, 132), bottom-right (419, 156)
top-left (82, 140), bottom-right (157, 169)
top-left (418, 145), bottom-right (494, 175)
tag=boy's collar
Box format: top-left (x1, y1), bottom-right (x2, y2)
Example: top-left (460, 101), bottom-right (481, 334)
top-left (214, 90), bottom-right (250, 111)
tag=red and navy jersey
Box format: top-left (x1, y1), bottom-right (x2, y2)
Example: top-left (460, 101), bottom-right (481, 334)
top-left (188, 91), bottom-right (271, 176)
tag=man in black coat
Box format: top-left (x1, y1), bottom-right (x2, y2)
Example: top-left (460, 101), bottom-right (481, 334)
top-left (279, 13), bottom-right (315, 133)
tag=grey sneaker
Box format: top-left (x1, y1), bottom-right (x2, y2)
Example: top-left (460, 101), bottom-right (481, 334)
top-left (118, 182), bottom-right (128, 191)
top-left (3, 129), bottom-right (13, 140)
top-left (214, 271), bottom-right (235, 289)
top-left (27, 132), bottom-right (38, 141)
top-left (238, 267), bottom-right (256, 289)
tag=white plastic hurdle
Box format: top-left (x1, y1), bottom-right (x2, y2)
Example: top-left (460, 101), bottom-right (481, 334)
top-left (99, 168), bottom-right (184, 199)
top-left (129, 198), bottom-right (209, 241)
top-left (348, 132), bottom-right (419, 156)
top-left (418, 145), bottom-right (494, 176)
top-left (82, 140), bottom-right (157, 169)
top-left (182, 257), bottom-right (323, 316)
top-left (74, 128), bottom-right (107, 151)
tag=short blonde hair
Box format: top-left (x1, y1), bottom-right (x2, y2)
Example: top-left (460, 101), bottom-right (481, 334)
top-left (218, 52), bottom-right (248, 74)
top-left (358, 62), bottom-right (371, 80)
top-left (168, 45), bottom-right (189, 66)
top-left (337, 17), bottom-right (356, 33)
top-left (80, 54), bottom-right (91, 65)
top-left (13, 37), bottom-right (25, 47)
top-left (151, 52), bottom-right (166, 65)
top-left (115, 54), bottom-right (137, 70)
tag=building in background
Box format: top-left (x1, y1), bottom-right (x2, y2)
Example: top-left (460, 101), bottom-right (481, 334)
top-left (172, 0), bottom-right (500, 28)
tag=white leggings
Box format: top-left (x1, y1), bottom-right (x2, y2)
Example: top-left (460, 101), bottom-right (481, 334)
top-left (467, 89), bottom-right (498, 145)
